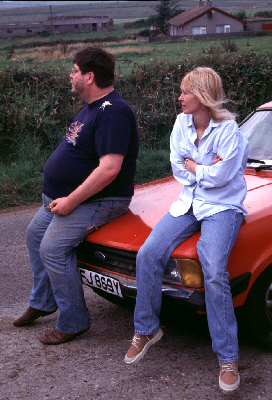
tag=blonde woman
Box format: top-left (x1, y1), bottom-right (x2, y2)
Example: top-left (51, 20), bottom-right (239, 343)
top-left (124, 67), bottom-right (248, 394)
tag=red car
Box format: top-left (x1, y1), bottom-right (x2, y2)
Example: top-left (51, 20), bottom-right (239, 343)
top-left (76, 101), bottom-right (272, 348)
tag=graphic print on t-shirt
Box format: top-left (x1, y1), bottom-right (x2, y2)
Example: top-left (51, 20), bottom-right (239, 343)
top-left (66, 121), bottom-right (84, 146)
top-left (100, 100), bottom-right (112, 110)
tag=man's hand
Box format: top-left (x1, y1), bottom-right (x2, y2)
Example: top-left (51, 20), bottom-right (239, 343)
top-left (49, 197), bottom-right (77, 216)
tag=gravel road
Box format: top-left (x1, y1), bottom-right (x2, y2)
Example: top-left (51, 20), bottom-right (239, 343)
top-left (0, 204), bottom-right (271, 400)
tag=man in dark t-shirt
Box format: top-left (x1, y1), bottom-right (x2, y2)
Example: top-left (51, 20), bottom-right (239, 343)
top-left (13, 47), bottom-right (140, 344)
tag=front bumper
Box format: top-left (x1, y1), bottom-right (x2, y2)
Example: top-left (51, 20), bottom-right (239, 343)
top-left (77, 260), bottom-right (251, 312)
top-left (76, 242), bottom-right (251, 311)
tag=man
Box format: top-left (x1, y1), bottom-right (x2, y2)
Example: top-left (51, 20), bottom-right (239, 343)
top-left (13, 47), bottom-right (139, 345)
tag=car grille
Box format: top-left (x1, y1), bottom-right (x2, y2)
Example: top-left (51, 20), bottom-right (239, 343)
top-left (76, 242), bottom-right (137, 277)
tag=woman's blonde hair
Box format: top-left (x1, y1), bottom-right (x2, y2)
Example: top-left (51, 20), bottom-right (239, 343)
top-left (181, 67), bottom-right (236, 122)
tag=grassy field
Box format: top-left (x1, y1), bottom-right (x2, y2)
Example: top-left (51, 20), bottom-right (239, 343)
top-left (0, 0), bottom-right (271, 24)
top-left (1, 32), bottom-right (272, 77)
top-left (1, 0), bottom-right (272, 75)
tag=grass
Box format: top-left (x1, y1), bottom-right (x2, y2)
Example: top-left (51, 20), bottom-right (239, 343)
top-left (0, 135), bottom-right (46, 207)
top-left (2, 33), bottom-right (272, 77)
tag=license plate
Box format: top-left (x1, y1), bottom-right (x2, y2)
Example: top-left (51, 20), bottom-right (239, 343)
top-left (78, 267), bottom-right (123, 298)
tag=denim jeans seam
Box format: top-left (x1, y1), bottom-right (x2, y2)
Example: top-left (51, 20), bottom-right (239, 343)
top-left (65, 253), bottom-right (77, 333)
top-left (197, 210), bottom-right (241, 362)
top-left (136, 218), bottom-right (198, 335)
top-left (149, 263), bottom-right (161, 333)
top-left (218, 212), bottom-right (239, 359)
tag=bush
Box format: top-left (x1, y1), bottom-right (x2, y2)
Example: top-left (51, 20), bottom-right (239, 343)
top-left (137, 29), bottom-right (150, 37)
top-left (0, 67), bottom-right (81, 163)
top-left (203, 42), bottom-right (222, 55)
top-left (1, 51), bottom-right (272, 208)
top-left (221, 39), bottom-right (238, 52)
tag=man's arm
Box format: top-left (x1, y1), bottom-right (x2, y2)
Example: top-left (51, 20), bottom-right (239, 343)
top-left (49, 153), bottom-right (124, 215)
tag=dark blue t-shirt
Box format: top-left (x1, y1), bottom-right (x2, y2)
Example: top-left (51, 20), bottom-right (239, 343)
top-left (43, 90), bottom-right (139, 201)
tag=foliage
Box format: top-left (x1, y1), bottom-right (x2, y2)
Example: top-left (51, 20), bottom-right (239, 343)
top-left (123, 17), bottom-right (157, 29)
top-left (221, 39), bottom-right (238, 53)
top-left (137, 29), bottom-right (151, 37)
top-left (234, 10), bottom-right (247, 20)
top-left (0, 67), bottom-right (81, 164)
top-left (254, 10), bottom-right (272, 18)
top-left (1, 51), bottom-right (272, 208)
top-left (202, 42), bottom-right (222, 55)
top-left (152, 0), bottom-right (184, 34)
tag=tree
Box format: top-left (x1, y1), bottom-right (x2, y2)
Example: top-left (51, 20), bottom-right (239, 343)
top-left (234, 10), bottom-right (247, 20)
top-left (153, 0), bottom-right (183, 34)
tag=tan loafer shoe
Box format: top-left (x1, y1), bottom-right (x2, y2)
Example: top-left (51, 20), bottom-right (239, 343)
top-left (124, 328), bottom-right (163, 365)
top-left (219, 361), bottom-right (240, 393)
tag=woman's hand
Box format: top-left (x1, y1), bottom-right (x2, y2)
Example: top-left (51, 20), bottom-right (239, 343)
top-left (184, 155), bottom-right (222, 176)
top-left (213, 155), bottom-right (223, 165)
top-left (184, 158), bottom-right (198, 175)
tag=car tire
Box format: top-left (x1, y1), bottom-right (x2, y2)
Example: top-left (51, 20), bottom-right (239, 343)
top-left (244, 265), bottom-right (272, 349)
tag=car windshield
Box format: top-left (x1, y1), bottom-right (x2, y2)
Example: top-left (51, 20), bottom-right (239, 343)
top-left (240, 110), bottom-right (272, 162)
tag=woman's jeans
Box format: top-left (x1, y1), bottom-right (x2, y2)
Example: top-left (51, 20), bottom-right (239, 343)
top-left (134, 207), bottom-right (244, 363)
top-left (26, 194), bottom-right (131, 334)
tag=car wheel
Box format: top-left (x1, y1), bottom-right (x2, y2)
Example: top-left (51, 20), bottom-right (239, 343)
top-left (244, 265), bottom-right (272, 349)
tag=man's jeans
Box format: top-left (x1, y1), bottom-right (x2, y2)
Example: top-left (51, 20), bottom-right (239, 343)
top-left (134, 207), bottom-right (244, 363)
top-left (26, 193), bottom-right (131, 334)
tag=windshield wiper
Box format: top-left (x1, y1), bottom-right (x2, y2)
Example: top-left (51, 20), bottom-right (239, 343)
top-left (255, 165), bottom-right (272, 171)
top-left (247, 158), bottom-right (265, 164)
top-left (247, 158), bottom-right (272, 171)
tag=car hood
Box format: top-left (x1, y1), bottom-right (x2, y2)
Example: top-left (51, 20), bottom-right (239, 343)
top-left (83, 171), bottom-right (272, 254)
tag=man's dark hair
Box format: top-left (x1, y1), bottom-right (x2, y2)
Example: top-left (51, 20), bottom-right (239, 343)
top-left (73, 47), bottom-right (115, 89)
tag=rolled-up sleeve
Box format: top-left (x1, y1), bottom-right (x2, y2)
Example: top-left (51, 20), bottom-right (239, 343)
top-left (170, 117), bottom-right (197, 186)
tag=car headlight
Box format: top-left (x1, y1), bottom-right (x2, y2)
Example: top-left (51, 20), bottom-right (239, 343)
top-left (163, 258), bottom-right (184, 286)
top-left (162, 258), bottom-right (204, 288)
top-left (176, 258), bottom-right (204, 288)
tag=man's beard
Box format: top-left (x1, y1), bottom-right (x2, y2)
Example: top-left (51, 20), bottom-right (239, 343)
top-left (72, 80), bottom-right (85, 98)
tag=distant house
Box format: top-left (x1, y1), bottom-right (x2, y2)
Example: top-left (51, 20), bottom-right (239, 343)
top-left (0, 15), bottom-right (113, 38)
top-left (44, 16), bottom-right (114, 35)
top-left (246, 18), bottom-right (272, 32)
top-left (149, 25), bottom-right (162, 36)
top-left (167, 0), bottom-right (246, 37)
top-left (0, 22), bottom-right (45, 38)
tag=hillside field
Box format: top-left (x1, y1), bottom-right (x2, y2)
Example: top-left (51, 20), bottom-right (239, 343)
top-left (0, 1), bottom-right (272, 24)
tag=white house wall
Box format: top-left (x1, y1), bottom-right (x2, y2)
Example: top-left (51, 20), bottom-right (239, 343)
top-left (173, 10), bottom-right (244, 36)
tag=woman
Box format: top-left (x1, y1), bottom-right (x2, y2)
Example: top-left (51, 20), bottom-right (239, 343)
top-left (124, 67), bottom-right (249, 394)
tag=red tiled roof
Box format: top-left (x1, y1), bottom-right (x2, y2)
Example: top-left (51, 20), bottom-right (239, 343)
top-left (167, 6), bottom-right (246, 28)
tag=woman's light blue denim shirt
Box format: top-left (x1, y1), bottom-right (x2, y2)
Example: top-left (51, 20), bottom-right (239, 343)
top-left (170, 113), bottom-right (249, 220)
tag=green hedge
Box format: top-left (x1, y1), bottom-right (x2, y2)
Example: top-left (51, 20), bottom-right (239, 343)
top-left (1, 51), bottom-right (271, 161)
top-left (0, 51), bottom-right (271, 208)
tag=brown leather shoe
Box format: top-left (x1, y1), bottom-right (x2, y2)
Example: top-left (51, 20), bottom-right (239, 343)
top-left (39, 327), bottom-right (90, 345)
top-left (13, 307), bottom-right (57, 326)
